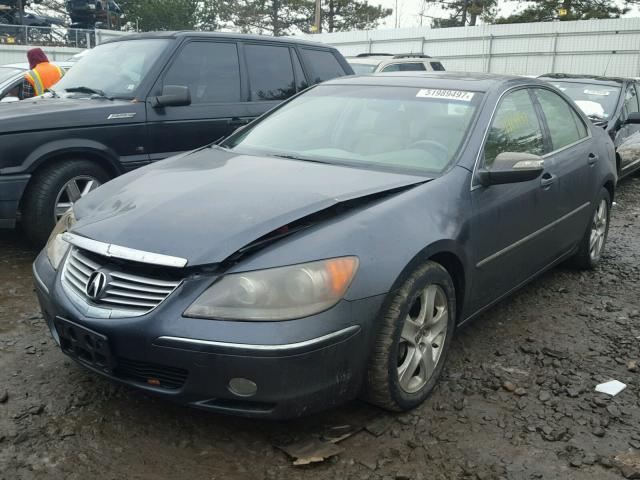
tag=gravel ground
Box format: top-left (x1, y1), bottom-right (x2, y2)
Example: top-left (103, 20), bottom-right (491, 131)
top-left (1, 177), bottom-right (639, 480)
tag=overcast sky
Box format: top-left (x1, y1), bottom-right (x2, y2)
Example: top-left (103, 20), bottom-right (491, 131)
top-left (374, 0), bottom-right (640, 29)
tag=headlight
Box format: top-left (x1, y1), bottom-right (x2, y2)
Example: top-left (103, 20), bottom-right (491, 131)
top-left (45, 210), bottom-right (75, 270)
top-left (184, 257), bottom-right (359, 321)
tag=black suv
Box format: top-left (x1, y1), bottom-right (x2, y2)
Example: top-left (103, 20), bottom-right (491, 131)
top-left (540, 74), bottom-right (640, 179)
top-left (0, 31), bottom-right (353, 244)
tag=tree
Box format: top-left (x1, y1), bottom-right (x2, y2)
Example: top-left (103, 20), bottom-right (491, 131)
top-left (117, 0), bottom-right (201, 30)
top-left (425, 0), bottom-right (497, 28)
top-left (494, 0), bottom-right (628, 24)
top-left (322, 0), bottom-right (392, 33)
top-left (225, 0), bottom-right (314, 36)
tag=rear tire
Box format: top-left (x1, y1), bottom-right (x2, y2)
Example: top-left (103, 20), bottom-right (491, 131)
top-left (363, 260), bottom-right (456, 412)
top-left (569, 187), bottom-right (611, 270)
top-left (22, 160), bottom-right (110, 247)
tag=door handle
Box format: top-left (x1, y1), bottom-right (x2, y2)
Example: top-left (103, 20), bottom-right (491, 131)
top-left (540, 172), bottom-right (557, 189)
top-left (228, 117), bottom-right (250, 127)
top-left (588, 152), bottom-right (599, 166)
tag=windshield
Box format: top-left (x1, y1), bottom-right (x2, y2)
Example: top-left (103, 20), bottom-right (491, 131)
top-left (55, 39), bottom-right (169, 99)
top-left (225, 84), bottom-right (482, 175)
top-left (0, 67), bottom-right (21, 84)
top-left (350, 63), bottom-right (378, 75)
top-left (549, 81), bottom-right (620, 120)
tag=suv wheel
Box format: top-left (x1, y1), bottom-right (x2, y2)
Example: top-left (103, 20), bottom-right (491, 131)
top-left (363, 260), bottom-right (456, 412)
top-left (22, 159), bottom-right (110, 246)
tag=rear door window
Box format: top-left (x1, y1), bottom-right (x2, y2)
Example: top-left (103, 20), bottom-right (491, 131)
top-left (534, 88), bottom-right (588, 151)
top-left (300, 49), bottom-right (346, 83)
top-left (245, 43), bottom-right (296, 101)
top-left (380, 63), bottom-right (427, 72)
top-left (163, 41), bottom-right (241, 104)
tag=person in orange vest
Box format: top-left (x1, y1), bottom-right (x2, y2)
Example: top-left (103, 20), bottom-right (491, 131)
top-left (22, 48), bottom-right (65, 99)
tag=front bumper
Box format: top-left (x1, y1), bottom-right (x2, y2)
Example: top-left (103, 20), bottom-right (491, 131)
top-left (0, 174), bottom-right (30, 228)
top-left (33, 252), bottom-right (385, 419)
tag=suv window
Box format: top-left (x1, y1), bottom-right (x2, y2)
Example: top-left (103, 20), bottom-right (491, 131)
top-left (484, 89), bottom-right (545, 167)
top-left (380, 62), bottom-right (426, 72)
top-left (300, 49), bottom-right (345, 83)
top-left (430, 62), bottom-right (445, 71)
top-left (623, 84), bottom-right (639, 115)
top-left (164, 41), bottom-right (241, 104)
top-left (245, 44), bottom-right (296, 101)
top-left (534, 88), bottom-right (588, 151)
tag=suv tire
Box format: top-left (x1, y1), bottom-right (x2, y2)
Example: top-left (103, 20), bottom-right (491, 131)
top-left (22, 159), bottom-right (110, 246)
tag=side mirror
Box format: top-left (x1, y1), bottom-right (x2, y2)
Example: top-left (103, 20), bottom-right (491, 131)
top-left (625, 112), bottom-right (640, 124)
top-left (0, 96), bottom-right (20, 104)
top-left (150, 85), bottom-right (191, 108)
top-left (477, 152), bottom-right (545, 186)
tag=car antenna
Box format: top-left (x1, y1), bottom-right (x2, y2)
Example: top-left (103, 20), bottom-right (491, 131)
top-left (603, 55), bottom-right (613, 76)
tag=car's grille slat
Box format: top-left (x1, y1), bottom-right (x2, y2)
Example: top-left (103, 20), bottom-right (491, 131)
top-left (105, 289), bottom-right (166, 302)
top-left (110, 271), bottom-right (179, 288)
top-left (61, 247), bottom-right (181, 317)
top-left (108, 280), bottom-right (174, 295)
top-left (100, 297), bottom-right (160, 308)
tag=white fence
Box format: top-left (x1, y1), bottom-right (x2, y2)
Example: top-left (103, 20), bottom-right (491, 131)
top-left (0, 44), bottom-right (81, 65)
top-left (302, 18), bottom-right (640, 78)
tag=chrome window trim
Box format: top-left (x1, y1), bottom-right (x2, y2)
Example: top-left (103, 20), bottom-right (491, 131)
top-left (157, 325), bottom-right (360, 352)
top-left (61, 232), bottom-right (188, 268)
top-left (470, 84), bottom-right (593, 191)
top-left (476, 201), bottom-right (590, 268)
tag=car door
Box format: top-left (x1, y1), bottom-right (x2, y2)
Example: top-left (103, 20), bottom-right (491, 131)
top-left (532, 87), bottom-right (595, 253)
top-left (239, 42), bottom-right (303, 123)
top-left (470, 88), bottom-right (558, 309)
top-left (615, 82), bottom-right (640, 174)
top-left (146, 40), bottom-right (247, 161)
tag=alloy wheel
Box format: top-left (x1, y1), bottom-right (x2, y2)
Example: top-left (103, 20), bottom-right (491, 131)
top-left (54, 176), bottom-right (101, 222)
top-left (397, 284), bottom-right (448, 394)
top-left (589, 199), bottom-right (608, 261)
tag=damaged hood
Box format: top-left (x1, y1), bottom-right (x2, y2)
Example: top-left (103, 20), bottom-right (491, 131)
top-left (72, 148), bottom-right (428, 266)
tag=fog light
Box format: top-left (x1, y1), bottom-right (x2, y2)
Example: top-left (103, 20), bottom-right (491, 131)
top-left (228, 378), bottom-right (257, 397)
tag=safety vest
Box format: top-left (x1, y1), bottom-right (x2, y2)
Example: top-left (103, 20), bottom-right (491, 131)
top-left (25, 62), bottom-right (64, 96)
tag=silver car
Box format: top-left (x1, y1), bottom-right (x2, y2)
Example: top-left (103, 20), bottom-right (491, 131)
top-left (0, 62), bottom-right (73, 103)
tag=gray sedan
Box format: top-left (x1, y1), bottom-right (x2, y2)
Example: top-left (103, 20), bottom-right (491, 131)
top-left (33, 73), bottom-right (617, 418)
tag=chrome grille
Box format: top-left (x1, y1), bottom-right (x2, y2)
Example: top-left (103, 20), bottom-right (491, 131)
top-left (62, 248), bottom-right (181, 318)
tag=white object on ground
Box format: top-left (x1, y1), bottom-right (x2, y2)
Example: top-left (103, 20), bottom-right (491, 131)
top-left (595, 380), bottom-right (626, 396)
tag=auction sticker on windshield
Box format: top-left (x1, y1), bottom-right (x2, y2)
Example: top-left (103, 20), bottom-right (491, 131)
top-left (416, 89), bottom-right (475, 102)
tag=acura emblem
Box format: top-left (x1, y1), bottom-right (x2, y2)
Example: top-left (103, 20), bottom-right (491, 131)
top-left (86, 271), bottom-right (108, 300)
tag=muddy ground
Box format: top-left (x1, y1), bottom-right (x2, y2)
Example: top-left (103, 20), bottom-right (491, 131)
top-left (1, 177), bottom-right (639, 480)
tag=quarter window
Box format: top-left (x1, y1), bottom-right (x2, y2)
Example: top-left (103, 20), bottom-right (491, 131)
top-left (483, 89), bottom-right (545, 167)
top-left (534, 88), bottom-right (588, 151)
top-left (300, 49), bottom-right (345, 83)
top-left (245, 44), bottom-right (296, 101)
top-left (430, 62), bottom-right (445, 71)
top-left (164, 42), bottom-right (241, 104)
top-left (380, 63), bottom-right (427, 72)
top-left (623, 84), bottom-right (639, 115)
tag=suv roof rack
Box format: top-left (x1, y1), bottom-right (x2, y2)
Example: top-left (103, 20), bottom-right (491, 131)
top-left (356, 53), bottom-right (395, 57)
top-left (392, 54), bottom-right (432, 59)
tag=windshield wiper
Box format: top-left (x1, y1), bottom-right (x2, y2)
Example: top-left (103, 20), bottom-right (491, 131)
top-left (65, 86), bottom-right (113, 100)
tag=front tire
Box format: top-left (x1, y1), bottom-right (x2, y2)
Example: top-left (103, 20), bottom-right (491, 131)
top-left (570, 187), bottom-right (611, 270)
top-left (22, 160), bottom-right (110, 246)
top-left (363, 260), bottom-right (456, 412)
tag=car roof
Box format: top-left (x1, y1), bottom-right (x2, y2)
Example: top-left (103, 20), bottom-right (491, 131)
top-left (347, 55), bottom-right (442, 65)
top-left (324, 72), bottom-right (543, 93)
top-left (104, 31), bottom-right (338, 49)
top-left (539, 73), bottom-right (629, 87)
